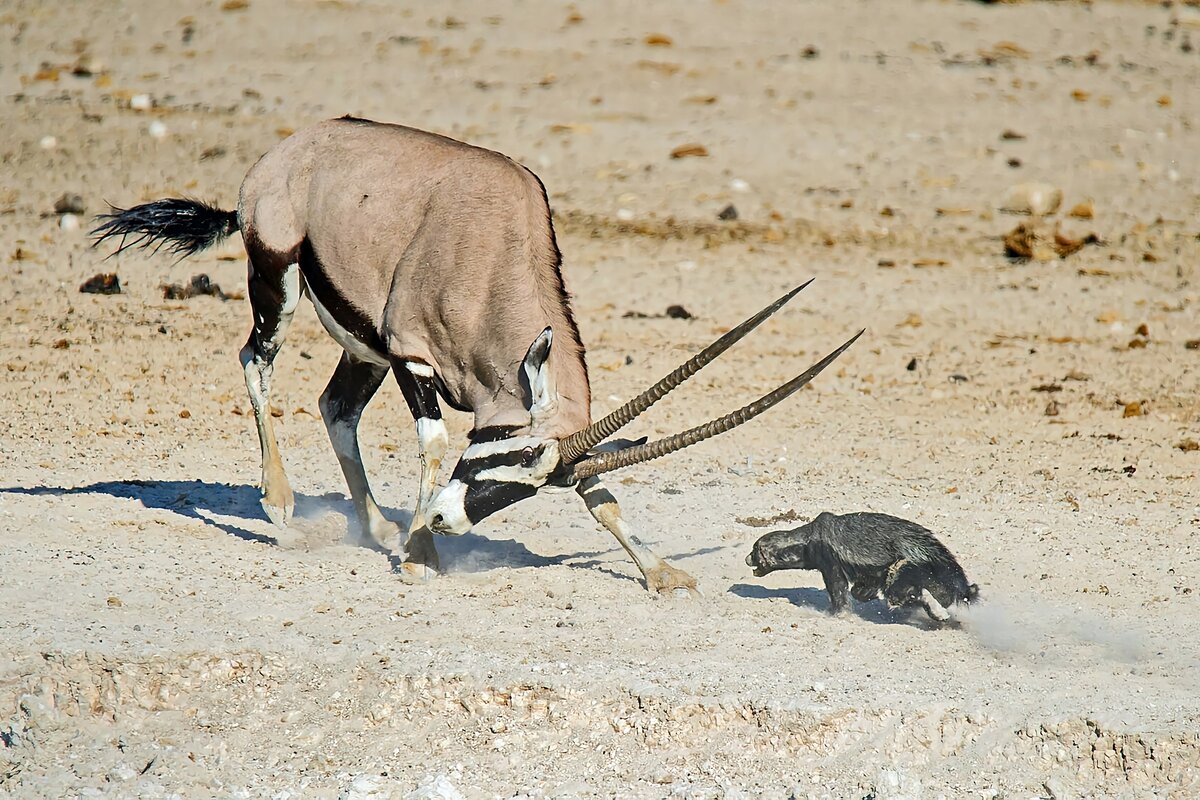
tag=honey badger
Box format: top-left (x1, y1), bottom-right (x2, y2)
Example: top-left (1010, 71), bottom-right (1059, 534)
top-left (746, 511), bottom-right (979, 625)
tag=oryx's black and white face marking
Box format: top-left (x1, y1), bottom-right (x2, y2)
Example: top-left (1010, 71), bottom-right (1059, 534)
top-left (425, 327), bottom-right (569, 535)
top-left (425, 430), bottom-right (563, 534)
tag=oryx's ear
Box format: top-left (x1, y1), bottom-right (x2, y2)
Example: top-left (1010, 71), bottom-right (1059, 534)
top-left (522, 327), bottom-right (558, 431)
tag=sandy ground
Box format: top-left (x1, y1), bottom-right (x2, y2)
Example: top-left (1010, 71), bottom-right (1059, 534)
top-left (2, 0), bottom-right (1199, 797)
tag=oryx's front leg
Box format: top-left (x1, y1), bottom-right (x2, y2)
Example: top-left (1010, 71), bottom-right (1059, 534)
top-left (240, 256), bottom-right (301, 527)
top-left (319, 352), bottom-right (399, 550)
top-left (393, 359), bottom-right (448, 582)
top-left (576, 475), bottom-right (698, 597)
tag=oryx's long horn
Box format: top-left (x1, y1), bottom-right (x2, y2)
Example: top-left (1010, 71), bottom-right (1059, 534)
top-left (558, 280), bottom-right (814, 464)
top-left (571, 328), bottom-right (864, 479)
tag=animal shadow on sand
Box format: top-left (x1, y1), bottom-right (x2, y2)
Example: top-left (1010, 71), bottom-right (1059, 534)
top-left (0, 479), bottom-right (622, 578)
top-left (728, 583), bottom-right (938, 628)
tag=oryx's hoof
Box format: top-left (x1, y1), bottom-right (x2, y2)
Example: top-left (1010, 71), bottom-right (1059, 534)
top-left (394, 561), bottom-right (438, 584)
top-left (353, 519), bottom-right (403, 553)
top-left (644, 564), bottom-right (701, 598)
top-left (260, 495), bottom-right (293, 528)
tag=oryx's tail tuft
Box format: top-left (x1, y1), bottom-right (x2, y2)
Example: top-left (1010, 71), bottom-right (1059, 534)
top-left (92, 198), bottom-right (239, 259)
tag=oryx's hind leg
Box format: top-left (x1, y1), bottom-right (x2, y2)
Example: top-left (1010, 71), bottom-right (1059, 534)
top-left (319, 353), bottom-right (401, 550)
top-left (576, 476), bottom-right (699, 597)
top-left (239, 253), bottom-right (301, 527)
top-left (392, 359), bottom-right (449, 582)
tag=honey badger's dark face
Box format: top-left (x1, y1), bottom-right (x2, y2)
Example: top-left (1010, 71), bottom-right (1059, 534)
top-left (745, 529), bottom-right (811, 577)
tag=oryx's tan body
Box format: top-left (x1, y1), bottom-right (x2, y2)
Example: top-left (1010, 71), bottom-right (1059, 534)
top-left (241, 117), bottom-right (590, 437)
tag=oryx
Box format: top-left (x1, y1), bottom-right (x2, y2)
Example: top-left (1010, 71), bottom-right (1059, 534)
top-left (94, 116), bottom-right (861, 595)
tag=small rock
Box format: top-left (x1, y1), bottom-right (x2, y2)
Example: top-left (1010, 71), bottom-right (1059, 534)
top-left (665, 304), bottom-right (693, 320)
top-left (130, 93), bottom-right (153, 111)
top-left (670, 143), bottom-right (709, 159)
top-left (405, 775), bottom-right (465, 800)
top-left (1002, 182), bottom-right (1063, 216)
top-left (729, 178), bottom-right (750, 192)
top-left (60, 213), bottom-right (81, 232)
top-left (905, 358), bottom-right (918, 371)
top-left (1068, 200), bottom-right (1095, 219)
top-left (53, 193), bottom-right (86, 214)
top-left (717, 204), bottom-right (738, 221)
top-left (39, 135), bottom-right (57, 150)
top-left (80, 273), bottom-right (121, 295)
top-left (148, 120), bottom-right (168, 139)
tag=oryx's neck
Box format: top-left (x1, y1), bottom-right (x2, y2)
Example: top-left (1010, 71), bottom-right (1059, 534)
top-left (469, 328), bottom-right (591, 438)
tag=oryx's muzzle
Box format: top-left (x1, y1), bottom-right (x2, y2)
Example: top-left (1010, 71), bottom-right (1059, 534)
top-left (557, 281), bottom-right (863, 481)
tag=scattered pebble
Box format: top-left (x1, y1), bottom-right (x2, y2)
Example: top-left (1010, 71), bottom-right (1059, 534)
top-left (729, 178), bottom-right (750, 192)
top-left (130, 93), bottom-right (153, 111)
top-left (1068, 200), bottom-right (1095, 219)
top-left (1003, 222), bottom-right (1098, 261)
top-left (148, 120), bottom-right (168, 139)
top-left (717, 204), bottom-right (738, 221)
top-left (670, 143), bottom-right (709, 159)
top-left (1002, 182), bottom-right (1062, 216)
top-left (59, 213), bottom-right (80, 232)
top-left (665, 304), bottom-right (693, 320)
top-left (53, 193), bottom-right (86, 214)
top-left (80, 273), bottom-right (122, 295)
top-left (161, 274), bottom-right (243, 301)
top-left (615, 207), bottom-right (634, 221)
top-left (39, 135), bottom-right (57, 150)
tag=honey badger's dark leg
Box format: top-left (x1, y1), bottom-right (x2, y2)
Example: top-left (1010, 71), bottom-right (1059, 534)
top-left (850, 573), bottom-right (885, 603)
top-left (809, 542), bottom-right (851, 614)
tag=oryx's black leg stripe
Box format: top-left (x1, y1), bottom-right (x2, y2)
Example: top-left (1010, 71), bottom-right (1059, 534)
top-left (393, 360), bottom-right (442, 421)
top-left (320, 353), bottom-right (395, 546)
top-left (321, 354), bottom-right (389, 424)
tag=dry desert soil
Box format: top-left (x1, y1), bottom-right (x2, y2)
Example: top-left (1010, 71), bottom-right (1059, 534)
top-left (1, 0), bottom-right (1198, 797)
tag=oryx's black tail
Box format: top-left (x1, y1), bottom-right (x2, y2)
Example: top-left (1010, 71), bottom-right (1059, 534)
top-left (92, 198), bottom-right (239, 259)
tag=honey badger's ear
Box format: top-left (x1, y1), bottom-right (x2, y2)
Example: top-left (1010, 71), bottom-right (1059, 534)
top-left (967, 584), bottom-right (981, 603)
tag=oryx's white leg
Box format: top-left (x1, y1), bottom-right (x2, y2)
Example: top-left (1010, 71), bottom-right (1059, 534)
top-left (240, 257), bottom-right (301, 527)
top-left (319, 352), bottom-right (400, 549)
top-left (576, 475), bottom-right (699, 597)
top-left (392, 359), bottom-right (448, 582)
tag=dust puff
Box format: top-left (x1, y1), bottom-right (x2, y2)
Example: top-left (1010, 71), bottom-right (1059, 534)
top-left (954, 596), bottom-right (1151, 663)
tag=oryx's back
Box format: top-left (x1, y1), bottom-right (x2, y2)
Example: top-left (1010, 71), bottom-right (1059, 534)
top-left (238, 116), bottom-right (589, 428)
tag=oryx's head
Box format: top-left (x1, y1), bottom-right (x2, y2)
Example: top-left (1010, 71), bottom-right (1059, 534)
top-left (425, 281), bottom-right (863, 535)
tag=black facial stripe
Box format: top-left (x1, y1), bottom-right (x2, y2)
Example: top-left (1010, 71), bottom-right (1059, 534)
top-left (467, 425), bottom-right (525, 444)
top-left (462, 480), bottom-right (537, 524)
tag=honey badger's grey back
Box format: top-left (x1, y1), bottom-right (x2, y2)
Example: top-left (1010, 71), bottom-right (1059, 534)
top-left (810, 511), bottom-right (956, 569)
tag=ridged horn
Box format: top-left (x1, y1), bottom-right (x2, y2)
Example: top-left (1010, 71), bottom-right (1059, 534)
top-left (558, 280), bottom-right (813, 464)
top-left (570, 329), bottom-right (864, 480)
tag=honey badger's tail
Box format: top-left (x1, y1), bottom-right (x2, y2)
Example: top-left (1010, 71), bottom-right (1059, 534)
top-left (92, 198), bottom-right (239, 259)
